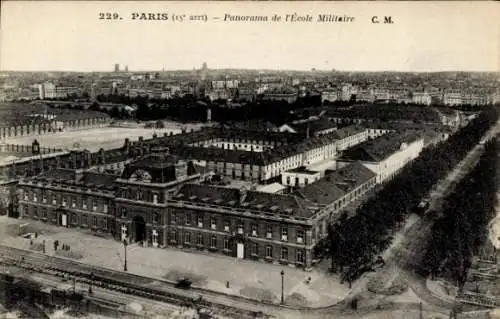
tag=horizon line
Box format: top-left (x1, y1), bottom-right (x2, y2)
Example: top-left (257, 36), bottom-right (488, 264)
top-left (1, 68), bottom-right (499, 74)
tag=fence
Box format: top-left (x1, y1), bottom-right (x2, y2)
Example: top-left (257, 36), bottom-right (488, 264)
top-left (0, 144), bottom-right (62, 155)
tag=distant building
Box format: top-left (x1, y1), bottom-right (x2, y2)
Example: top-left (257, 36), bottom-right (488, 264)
top-left (114, 64), bottom-right (120, 72)
top-left (321, 90), bottom-right (339, 103)
top-left (41, 82), bottom-right (78, 99)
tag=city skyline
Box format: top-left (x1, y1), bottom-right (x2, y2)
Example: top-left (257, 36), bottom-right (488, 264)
top-left (1, 1), bottom-right (499, 72)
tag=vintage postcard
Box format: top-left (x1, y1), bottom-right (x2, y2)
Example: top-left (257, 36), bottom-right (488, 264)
top-left (0, 1), bottom-right (499, 319)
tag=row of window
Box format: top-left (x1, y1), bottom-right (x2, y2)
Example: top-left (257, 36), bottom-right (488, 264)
top-left (23, 189), bottom-right (108, 212)
top-left (24, 205), bottom-right (107, 228)
top-left (169, 231), bottom-right (305, 263)
top-left (169, 214), bottom-right (305, 244)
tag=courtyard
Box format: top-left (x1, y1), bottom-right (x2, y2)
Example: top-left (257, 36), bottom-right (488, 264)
top-left (2, 121), bottom-right (207, 152)
top-left (0, 216), bottom-right (350, 308)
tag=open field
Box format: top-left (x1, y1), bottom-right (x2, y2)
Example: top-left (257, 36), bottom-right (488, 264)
top-left (2, 122), bottom-right (205, 152)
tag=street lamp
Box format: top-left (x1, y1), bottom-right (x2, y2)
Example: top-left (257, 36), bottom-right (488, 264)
top-left (123, 239), bottom-right (128, 272)
top-left (280, 270), bottom-right (285, 305)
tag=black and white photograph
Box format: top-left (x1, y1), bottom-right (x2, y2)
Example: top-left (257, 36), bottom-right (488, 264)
top-left (0, 1), bottom-right (499, 318)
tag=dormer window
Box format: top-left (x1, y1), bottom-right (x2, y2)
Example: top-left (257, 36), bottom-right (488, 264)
top-left (251, 224), bottom-right (258, 236)
top-left (136, 190), bottom-right (143, 201)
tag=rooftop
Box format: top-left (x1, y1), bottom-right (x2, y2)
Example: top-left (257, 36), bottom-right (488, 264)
top-left (341, 132), bottom-right (423, 162)
top-left (286, 167), bottom-right (319, 175)
top-left (296, 161), bottom-right (376, 206)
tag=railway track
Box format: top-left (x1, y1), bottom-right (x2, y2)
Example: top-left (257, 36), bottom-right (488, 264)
top-left (0, 245), bottom-right (271, 319)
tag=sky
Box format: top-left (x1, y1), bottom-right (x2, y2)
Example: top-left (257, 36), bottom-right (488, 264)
top-left (0, 1), bottom-right (499, 72)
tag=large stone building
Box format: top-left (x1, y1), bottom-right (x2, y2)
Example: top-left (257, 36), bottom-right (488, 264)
top-left (17, 151), bottom-right (376, 269)
top-left (10, 124), bottom-right (405, 269)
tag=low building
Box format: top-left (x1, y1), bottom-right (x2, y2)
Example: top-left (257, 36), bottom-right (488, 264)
top-left (282, 167), bottom-right (320, 189)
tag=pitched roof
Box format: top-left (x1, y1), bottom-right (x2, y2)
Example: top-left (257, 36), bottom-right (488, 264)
top-left (295, 161), bottom-right (376, 206)
top-left (175, 183), bottom-right (241, 204)
top-left (242, 191), bottom-right (311, 217)
top-left (341, 132), bottom-right (422, 162)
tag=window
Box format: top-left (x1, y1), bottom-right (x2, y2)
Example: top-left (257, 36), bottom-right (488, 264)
top-left (82, 197), bottom-right (87, 209)
top-left (92, 216), bottom-right (98, 227)
top-left (24, 190), bottom-right (29, 201)
top-left (171, 213), bottom-right (176, 225)
top-left (223, 238), bottom-right (229, 250)
top-left (42, 209), bottom-right (47, 218)
top-left (266, 225), bottom-right (273, 239)
top-left (305, 178), bottom-right (309, 185)
top-left (71, 213), bottom-right (77, 225)
top-left (286, 176), bottom-right (290, 185)
top-left (171, 230), bottom-right (177, 243)
top-left (297, 230), bottom-right (305, 244)
top-left (210, 235), bottom-right (217, 248)
top-left (52, 194), bottom-right (57, 205)
top-left (251, 224), bottom-right (258, 236)
top-left (237, 223), bottom-right (244, 234)
top-left (62, 196), bottom-right (67, 207)
top-left (251, 243), bottom-right (258, 256)
top-left (281, 227), bottom-right (288, 241)
top-left (33, 192), bottom-right (37, 202)
top-left (197, 233), bottom-right (204, 246)
top-left (224, 221), bottom-right (230, 232)
top-left (185, 214), bottom-right (191, 225)
top-left (136, 190), bottom-right (143, 201)
top-left (103, 203), bottom-right (108, 213)
top-left (210, 217), bottom-right (216, 230)
top-left (265, 245), bottom-right (273, 258)
top-left (82, 214), bottom-right (87, 225)
top-left (295, 177), bottom-right (299, 185)
top-left (297, 250), bottom-right (305, 264)
top-left (71, 197), bottom-right (76, 208)
top-left (32, 207), bottom-right (37, 217)
top-left (153, 212), bottom-right (160, 223)
top-left (121, 208), bottom-right (127, 218)
top-left (42, 191), bottom-right (47, 203)
top-left (92, 199), bottom-right (97, 211)
top-left (281, 247), bottom-right (288, 260)
top-left (197, 216), bottom-right (203, 228)
top-left (184, 232), bottom-right (191, 244)
top-left (152, 192), bottom-right (159, 204)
